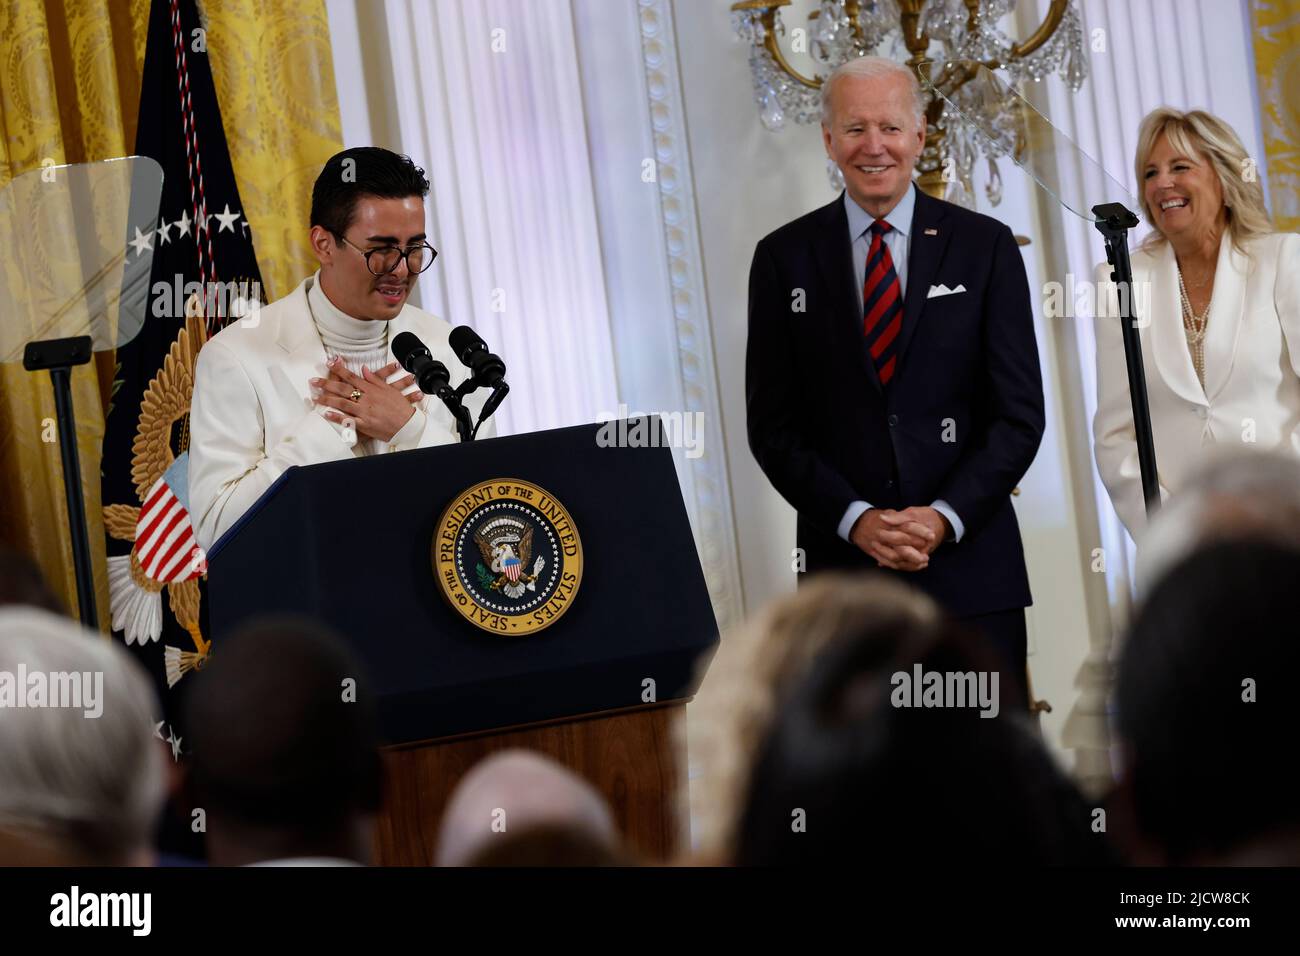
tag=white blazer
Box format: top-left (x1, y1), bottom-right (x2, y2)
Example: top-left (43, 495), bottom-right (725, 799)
top-left (189, 275), bottom-right (493, 550)
top-left (1093, 231), bottom-right (1300, 539)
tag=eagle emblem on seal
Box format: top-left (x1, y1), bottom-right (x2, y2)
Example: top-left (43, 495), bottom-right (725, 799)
top-left (474, 516), bottom-right (546, 599)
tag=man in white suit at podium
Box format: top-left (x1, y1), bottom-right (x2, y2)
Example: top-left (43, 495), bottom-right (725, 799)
top-left (189, 147), bottom-right (491, 552)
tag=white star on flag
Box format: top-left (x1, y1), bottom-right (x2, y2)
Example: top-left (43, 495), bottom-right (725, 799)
top-left (128, 226), bottom-right (154, 258)
top-left (214, 203), bottom-right (241, 233)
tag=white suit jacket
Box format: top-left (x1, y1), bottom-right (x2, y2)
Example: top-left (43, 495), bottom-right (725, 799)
top-left (1093, 231), bottom-right (1300, 539)
top-left (189, 275), bottom-right (493, 550)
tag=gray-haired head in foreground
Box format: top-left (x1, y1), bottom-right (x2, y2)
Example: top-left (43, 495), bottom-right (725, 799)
top-left (1136, 448), bottom-right (1300, 602)
top-left (0, 607), bottom-right (165, 865)
top-left (435, 749), bottom-right (617, 866)
top-left (820, 55), bottom-right (927, 127)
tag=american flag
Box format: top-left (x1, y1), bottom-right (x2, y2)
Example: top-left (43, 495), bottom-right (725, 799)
top-left (134, 457), bottom-right (202, 583)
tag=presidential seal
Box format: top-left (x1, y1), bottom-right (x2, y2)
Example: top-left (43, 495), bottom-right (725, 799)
top-left (432, 479), bottom-right (583, 635)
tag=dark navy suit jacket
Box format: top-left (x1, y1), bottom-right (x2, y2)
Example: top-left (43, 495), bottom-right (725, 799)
top-left (745, 187), bottom-right (1045, 617)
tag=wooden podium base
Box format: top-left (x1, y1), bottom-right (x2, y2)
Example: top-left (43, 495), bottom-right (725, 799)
top-left (375, 702), bottom-right (686, 865)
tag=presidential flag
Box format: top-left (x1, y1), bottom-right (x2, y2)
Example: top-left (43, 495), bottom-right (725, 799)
top-left (100, 0), bottom-right (264, 761)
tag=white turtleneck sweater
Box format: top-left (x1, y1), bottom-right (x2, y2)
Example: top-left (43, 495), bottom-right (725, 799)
top-left (306, 272), bottom-right (425, 456)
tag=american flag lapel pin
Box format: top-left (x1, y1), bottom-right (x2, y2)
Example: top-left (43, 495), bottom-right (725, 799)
top-left (924, 228), bottom-right (938, 236)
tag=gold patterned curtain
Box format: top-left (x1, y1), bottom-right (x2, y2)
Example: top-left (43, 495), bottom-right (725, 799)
top-left (0, 0), bottom-right (342, 623)
top-left (1251, 0), bottom-right (1300, 232)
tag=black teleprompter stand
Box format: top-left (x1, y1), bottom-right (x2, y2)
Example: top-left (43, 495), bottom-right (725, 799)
top-left (23, 334), bottom-right (98, 628)
top-left (1093, 203), bottom-right (1160, 517)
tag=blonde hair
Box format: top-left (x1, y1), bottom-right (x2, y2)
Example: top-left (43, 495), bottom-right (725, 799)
top-left (1134, 108), bottom-right (1273, 253)
top-left (682, 573), bottom-right (940, 861)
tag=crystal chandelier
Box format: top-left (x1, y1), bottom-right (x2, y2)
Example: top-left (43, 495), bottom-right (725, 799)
top-left (731, 0), bottom-right (1088, 205)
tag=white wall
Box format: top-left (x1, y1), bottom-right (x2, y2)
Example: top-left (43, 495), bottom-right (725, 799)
top-left (572, 0), bottom-right (747, 633)
top-left (671, 0), bottom-right (831, 616)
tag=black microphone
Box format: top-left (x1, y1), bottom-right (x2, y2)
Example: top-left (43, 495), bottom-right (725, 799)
top-left (392, 331), bottom-right (452, 398)
top-left (448, 325), bottom-right (507, 388)
top-left (392, 330), bottom-right (474, 442)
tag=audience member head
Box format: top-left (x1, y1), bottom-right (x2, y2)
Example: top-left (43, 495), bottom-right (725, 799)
top-left (1136, 449), bottom-right (1300, 600)
top-left (459, 822), bottom-right (630, 867)
top-left (436, 750), bottom-right (622, 866)
top-left (1117, 540), bottom-right (1300, 864)
top-left (184, 615), bottom-right (382, 866)
top-left (732, 613), bottom-right (1106, 865)
top-left (0, 545), bottom-right (64, 613)
top-left (0, 607), bottom-right (165, 864)
top-left (688, 573), bottom-right (941, 859)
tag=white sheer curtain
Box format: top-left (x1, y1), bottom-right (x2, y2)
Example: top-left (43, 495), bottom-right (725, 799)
top-left (329, 0), bottom-right (621, 437)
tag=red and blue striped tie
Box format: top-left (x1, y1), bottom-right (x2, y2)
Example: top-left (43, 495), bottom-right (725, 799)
top-left (862, 219), bottom-right (903, 385)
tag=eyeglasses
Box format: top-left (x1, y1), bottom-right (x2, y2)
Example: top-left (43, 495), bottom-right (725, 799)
top-left (337, 234), bottom-right (438, 275)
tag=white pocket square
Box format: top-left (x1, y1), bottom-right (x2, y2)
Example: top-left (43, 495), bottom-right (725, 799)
top-left (927, 283), bottom-right (967, 299)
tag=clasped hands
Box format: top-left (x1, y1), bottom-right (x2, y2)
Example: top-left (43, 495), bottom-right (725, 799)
top-left (311, 356), bottom-right (421, 443)
top-left (850, 505), bottom-right (950, 572)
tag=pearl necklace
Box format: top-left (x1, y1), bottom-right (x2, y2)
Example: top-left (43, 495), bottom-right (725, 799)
top-left (1177, 265), bottom-right (1211, 389)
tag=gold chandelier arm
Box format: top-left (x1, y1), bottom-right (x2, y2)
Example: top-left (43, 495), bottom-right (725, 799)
top-left (1012, 0), bottom-right (1070, 57)
top-left (767, 27), bottom-right (822, 88)
top-left (732, 0), bottom-right (822, 89)
top-left (931, 58), bottom-right (997, 99)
